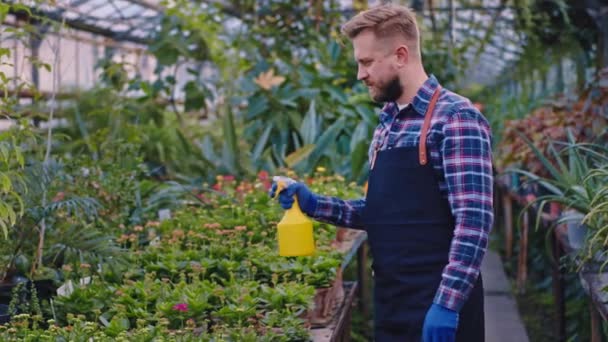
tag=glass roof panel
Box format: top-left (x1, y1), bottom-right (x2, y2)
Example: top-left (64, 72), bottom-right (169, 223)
top-left (3, 0), bottom-right (525, 86)
top-left (4, 0), bottom-right (162, 44)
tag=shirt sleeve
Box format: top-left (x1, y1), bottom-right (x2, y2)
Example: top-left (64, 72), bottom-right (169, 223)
top-left (433, 108), bottom-right (494, 312)
top-left (311, 196), bottom-right (366, 230)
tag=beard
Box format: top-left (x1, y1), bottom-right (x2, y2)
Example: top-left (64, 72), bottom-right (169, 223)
top-left (371, 75), bottom-right (403, 103)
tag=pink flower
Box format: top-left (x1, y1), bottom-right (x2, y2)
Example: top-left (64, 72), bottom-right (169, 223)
top-left (172, 303), bottom-right (189, 312)
top-left (258, 170), bottom-right (269, 180)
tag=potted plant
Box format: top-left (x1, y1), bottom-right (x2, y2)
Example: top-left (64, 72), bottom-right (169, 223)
top-left (561, 209), bottom-right (587, 250)
top-left (507, 132), bottom-right (608, 269)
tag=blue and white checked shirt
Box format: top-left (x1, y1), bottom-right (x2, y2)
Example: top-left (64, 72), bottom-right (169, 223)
top-left (312, 75), bottom-right (494, 312)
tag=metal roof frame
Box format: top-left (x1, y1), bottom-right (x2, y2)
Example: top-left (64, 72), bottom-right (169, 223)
top-left (3, 0), bottom-right (527, 86)
top-left (6, 0), bottom-right (162, 44)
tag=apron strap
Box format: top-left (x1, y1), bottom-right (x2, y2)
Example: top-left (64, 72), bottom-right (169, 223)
top-left (418, 85), bottom-right (442, 165)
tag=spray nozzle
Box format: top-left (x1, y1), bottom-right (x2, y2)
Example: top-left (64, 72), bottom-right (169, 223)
top-left (272, 176), bottom-right (296, 199)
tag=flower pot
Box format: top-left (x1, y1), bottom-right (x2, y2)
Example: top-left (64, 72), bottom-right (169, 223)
top-left (0, 277), bottom-right (57, 306)
top-left (33, 279), bottom-right (57, 300)
top-left (0, 275), bottom-right (28, 305)
top-left (563, 210), bottom-right (587, 250)
top-left (0, 304), bottom-right (9, 325)
top-left (310, 268), bottom-right (344, 327)
top-left (336, 227), bottom-right (348, 242)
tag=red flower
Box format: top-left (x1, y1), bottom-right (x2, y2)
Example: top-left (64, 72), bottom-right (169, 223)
top-left (258, 170), bottom-right (269, 180)
top-left (223, 175), bottom-right (235, 182)
top-left (52, 192), bottom-right (65, 202)
top-left (172, 303), bottom-right (189, 312)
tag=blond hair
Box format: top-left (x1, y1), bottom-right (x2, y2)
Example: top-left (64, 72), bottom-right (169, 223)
top-left (341, 4), bottom-right (420, 53)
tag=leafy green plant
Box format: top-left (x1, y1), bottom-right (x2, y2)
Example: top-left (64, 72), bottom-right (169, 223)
top-left (507, 131), bottom-right (608, 268)
top-left (34, 175), bottom-right (362, 338)
top-left (0, 157), bottom-right (131, 282)
top-left (0, 123), bottom-right (33, 239)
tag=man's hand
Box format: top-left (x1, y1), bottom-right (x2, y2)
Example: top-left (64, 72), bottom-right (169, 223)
top-left (269, 177), bottom-right (317, 216)
top-left (422, 303), bottom-right (459, 342)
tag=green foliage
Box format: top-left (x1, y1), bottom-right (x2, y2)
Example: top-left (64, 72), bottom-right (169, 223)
top-left (39, 175), bottom-right (363, 338)
top-left (234, 41), bottom-right (376, 182)
top-left (0, 123), bottom-right (35, 239)
top-left (507, 133), bottom-right (608, 270)
top-left (149, 15), bottom-right (210, 66)
top-left (0, 3), bottom-right (51, 240)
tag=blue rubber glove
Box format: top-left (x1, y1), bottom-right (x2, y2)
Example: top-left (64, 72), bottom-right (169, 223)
top-left (269, 179), bottom-right (317, 216)
top-left (422, 304), bottom-right (459, 342)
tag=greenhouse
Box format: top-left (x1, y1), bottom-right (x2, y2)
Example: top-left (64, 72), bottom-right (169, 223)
top-left (0, 0), bottom-right (606, 341)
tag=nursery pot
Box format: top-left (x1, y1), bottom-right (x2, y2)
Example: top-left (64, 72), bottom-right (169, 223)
top-left (564, 210), bottom-right (587, 250)
top-left (33, 279), bottom-right (57, 300)
top-left (0, 277), bottom-right (57, 306)
top-left (0, 304), bottom-right (9, 325)
top-left (0, 275), bottom-right (27, 305)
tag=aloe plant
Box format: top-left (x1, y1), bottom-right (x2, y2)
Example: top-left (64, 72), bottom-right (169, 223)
top-left (506, 130), bottom-right (608, 268)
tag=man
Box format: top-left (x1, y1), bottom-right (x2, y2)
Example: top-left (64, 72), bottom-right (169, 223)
top-left (270, 4), bottom-right (493, 342)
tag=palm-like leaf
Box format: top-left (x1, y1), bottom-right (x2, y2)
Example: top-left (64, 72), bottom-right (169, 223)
top-left (506, 134), bottom-right (608, 269)
top-left (48, 224), bottom-right (125, 268)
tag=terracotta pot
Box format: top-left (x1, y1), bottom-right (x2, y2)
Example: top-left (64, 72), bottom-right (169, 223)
top-left (336, 227), bottom-right (348, 242)
top-left (310, 269), bottom-right (344, 327)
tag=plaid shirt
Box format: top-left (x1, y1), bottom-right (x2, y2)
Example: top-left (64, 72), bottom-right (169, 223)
top-left (312, 75), bottom-right (494, 312)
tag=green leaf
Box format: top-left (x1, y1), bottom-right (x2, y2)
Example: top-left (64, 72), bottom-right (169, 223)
top-left (221, 108), bottom-right (239, 173)
top-left (184, 81), bottom-right (207, 111)
top-left (175, 129), bottom-right (192, 154)
top-left (295, 88), bottom-right (320, 99)
top-left (277, 85), bottom-right (301, 103)
top-left (0, 173), bottom-right (11, 192)
top-left (14, 191), bottom-right (24, 216)
top-left (0, 219), bottom-right (6, 239)
top-left (14, 147), bottom-right (24, 167)
top-left (252, 124), bottom-right (273, 161)
top-left (149, 40), bottom-right (180, 66)
top-left (351, 140), bottom-right (369, 179)
top-left (355, 106), bottom-right (376, 125)
top-left (350, 121), bottom-right (370, 152)
top-left (300, 100), bottom-right (319, 145)
top-left (6, 205), bottom-right (15, 226)
top-left (0, 144), bottom-right (8, 163)
top-left (278, 99), bottom-right (298, 108)
top-left (307, 118), bottom-right (345, 167)
top-left (285, 144), bottom-right (315, 168)
top-left (0, 4), bottom-right (9, 22)
top-left (516, 132), bottom-right (562, 182)
top-left (328, 41), bottom-right (341, 65)
top-left (200, 135), bottom-right (218, 165)
top-left (0, 202), bottom-right (8, 227)
top-left (246, 96), bottom-right (269, 120)
top-left (324, 85), bottom-right (347, 103)
top-left (106, 315), bottom-right (130, 337)
top-left (0, 47), bottom-right (10, 59)
top-left (10, 4), bottom-right (30, 16)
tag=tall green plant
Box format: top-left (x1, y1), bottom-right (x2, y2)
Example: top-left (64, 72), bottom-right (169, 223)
top-left (0, 3), bottom-right (48, 239)
top-left (507, 131), bottom-right (608, 268)
top-left (0, 124), bottom-right (33, 239)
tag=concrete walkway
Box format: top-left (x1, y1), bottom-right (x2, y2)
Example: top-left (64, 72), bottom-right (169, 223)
top-left (481, 250), bottom-right (530, 342)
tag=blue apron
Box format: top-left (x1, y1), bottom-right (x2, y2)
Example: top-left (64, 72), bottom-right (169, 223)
top-left (362, 87), bottom-right (484, 341)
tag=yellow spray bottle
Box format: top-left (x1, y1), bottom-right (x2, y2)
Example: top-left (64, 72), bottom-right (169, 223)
top-left (273, 176), bottom-right (315, 256)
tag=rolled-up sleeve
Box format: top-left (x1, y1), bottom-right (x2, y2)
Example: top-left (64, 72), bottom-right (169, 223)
top-left (311, 196), bottom-right (366, 230)
top-left (433, 109), bottom-right (494, 312)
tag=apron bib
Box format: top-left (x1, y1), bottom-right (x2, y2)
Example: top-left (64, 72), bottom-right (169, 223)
top-left (362, 87), bottom-right (485, 341)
